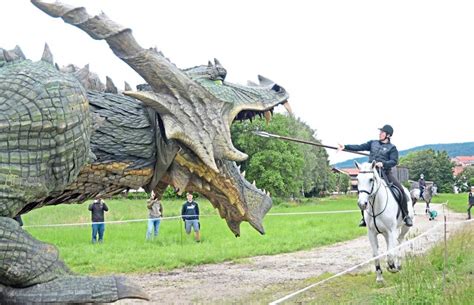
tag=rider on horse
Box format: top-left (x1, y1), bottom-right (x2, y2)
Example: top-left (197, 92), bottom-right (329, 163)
top-left (338, 124), bottom-right (413, 227)
top-left (418, 174), bottom-right (426, 200)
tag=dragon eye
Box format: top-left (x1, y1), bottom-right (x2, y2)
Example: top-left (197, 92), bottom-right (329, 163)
top-left (271, 84), bottom-right (282, 93)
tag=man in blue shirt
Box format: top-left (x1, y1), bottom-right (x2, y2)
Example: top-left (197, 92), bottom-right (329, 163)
top-left (181, 192), bottom-right (201, 242)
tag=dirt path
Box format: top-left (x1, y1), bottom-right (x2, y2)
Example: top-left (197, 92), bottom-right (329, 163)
top-left (119, 203), bottom-right (469, 304)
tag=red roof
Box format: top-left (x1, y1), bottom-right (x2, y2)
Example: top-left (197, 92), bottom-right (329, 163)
top-left (452, 156), bottom-right (474, 165)
top-left (340, 168), bottom-right (359, 176)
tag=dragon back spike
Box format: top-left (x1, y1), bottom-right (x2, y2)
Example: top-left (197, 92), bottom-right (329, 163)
top-left (41, 43), bottom-right (54, 64)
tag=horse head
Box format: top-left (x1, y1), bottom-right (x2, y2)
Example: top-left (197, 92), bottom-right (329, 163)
top-left (427, 184), bottom-right (437, 196)
top-left (355, 161), bottom-right (380, 210)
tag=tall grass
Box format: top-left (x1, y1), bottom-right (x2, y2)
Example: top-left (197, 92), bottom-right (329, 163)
top-left (23, 195), bottom-right (365, 274)
top-left (289, 223), bottom-right (473, 305)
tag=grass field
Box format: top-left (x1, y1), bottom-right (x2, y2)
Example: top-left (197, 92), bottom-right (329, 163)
top-left (432, 193), bottom-right (471, 214)
top-left (23, 195), bottom-right (365, 275)
top-left (22, 193), bottom-right (470, 276)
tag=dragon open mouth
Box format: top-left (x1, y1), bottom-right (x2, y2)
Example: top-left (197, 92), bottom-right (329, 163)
top-left (163, 97), bottom-right (292, 236)
top-left (234, 100), bottom-right (292, 123)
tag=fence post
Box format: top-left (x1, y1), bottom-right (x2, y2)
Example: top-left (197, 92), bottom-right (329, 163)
top-left (442, 202), bottom-right (448, 290)
top-left (180, 217), bottom-right (183, 245)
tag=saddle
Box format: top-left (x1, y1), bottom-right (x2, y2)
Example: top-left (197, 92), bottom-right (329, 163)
top-left (381, 175), bottom-right (404, 206)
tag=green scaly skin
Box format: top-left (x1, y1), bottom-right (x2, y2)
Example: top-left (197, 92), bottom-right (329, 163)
top-left (0, 1), bottom-right (292, 302)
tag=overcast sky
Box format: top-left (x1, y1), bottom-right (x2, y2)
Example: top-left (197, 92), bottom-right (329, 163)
top-left (2, 1), bottom-right (473, 164)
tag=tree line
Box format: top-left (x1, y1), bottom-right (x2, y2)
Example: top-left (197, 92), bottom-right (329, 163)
top-left (231, 114), bottom-right (349, 198)
top-left (400, 149), bottom-right (473, 193)
top-left (231, 115), bottom-right (470, 198)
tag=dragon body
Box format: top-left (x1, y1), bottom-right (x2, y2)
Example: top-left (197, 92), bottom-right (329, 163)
top-left (0, 1), bottom-right (291, 302)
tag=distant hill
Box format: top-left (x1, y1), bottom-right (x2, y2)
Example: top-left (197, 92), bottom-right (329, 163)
top-left (333, 142), bottom-right (474, 169)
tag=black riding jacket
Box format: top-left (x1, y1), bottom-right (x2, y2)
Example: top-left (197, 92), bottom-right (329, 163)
top-left (345, 140), bottom-right (399, 171)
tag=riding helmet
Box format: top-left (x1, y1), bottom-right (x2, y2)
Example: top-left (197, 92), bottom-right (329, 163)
top-left (379, 124), bottom-right (394, 136)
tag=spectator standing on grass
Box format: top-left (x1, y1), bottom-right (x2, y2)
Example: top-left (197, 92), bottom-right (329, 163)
top-left (468, 187), bottom-right (474, 220)
top-left (88, 195), bottom-right (109, 244)
top-left (181, 192), bottom-right (201, 242)
top-left (146, 192), bottom-right (163, 240)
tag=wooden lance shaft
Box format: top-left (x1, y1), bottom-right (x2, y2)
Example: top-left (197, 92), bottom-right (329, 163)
top-left (252, 131), bottom-right (369, 157)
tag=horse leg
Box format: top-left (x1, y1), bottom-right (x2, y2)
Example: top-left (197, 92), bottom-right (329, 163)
top-left (386, 231), bottom-right (400, 272)
top-left (398, 224), bottom-right (410, 245)
top-left (368, 231), bottom-right (383, 283)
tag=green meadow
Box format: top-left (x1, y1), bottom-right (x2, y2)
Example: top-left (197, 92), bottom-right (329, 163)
top-left (22, 193), bottom-right (469, 276)
top-left (23, 195), bottom-right (365, 275)
top-left (434, 193), bottom-right (472, 214)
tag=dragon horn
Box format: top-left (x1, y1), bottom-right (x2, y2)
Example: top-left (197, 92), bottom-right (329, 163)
top-left (31, 0), bottom-right (195, 99)
top-left (257, 75), bottom-right (274, 86)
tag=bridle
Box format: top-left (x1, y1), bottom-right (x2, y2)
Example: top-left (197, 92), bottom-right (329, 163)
top-left (357, 168), bottom-right (388, 234)
top-left (357, 170), bottom-right (381, 200)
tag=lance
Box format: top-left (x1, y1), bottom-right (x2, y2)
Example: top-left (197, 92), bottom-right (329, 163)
top-left (252, 131), bottom-right (369, 157)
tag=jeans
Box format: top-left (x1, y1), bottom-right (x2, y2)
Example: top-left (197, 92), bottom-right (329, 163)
top-left (92, 223), bottom-right (105, 243)
top-left (146, 218), bottom-right (161, 240)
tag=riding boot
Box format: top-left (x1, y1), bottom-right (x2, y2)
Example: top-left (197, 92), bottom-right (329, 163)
top-left (359, 211), bottom-right (366, 227)
top-left (400, 195), bottom-right (413, 227)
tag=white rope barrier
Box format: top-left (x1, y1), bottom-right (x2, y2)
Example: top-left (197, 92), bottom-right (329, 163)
top-left (22, 214), bottom-right (211, 228)
top-left (268, 210), bottom-right (360, 216)
top-left (22, 206), bottom-right (464, 229)
top-left (269, 217), bottom-right (473, 305)
top-left (22, 210), bottom-right (361, 228)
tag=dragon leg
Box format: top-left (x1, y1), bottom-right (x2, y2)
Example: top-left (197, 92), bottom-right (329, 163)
top-left (0, 216), bottom-right (148, 303)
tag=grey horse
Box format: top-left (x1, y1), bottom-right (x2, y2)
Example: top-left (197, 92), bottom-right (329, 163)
top-left (410, 184), bottom-right (436, 214)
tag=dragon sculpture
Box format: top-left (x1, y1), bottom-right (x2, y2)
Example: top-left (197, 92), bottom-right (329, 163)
top-left (0, 0), bottom-right (291, 303)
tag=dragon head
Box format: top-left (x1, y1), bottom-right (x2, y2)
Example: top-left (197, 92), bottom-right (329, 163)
top-left (126, 59), bottom-right (290, 172)
top-left (33, 0), bottom-right (292, 235)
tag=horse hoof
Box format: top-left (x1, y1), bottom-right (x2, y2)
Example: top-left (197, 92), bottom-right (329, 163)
top-left (387, 264), bottom-right (400, 273)
top-left (376, 278), bottom-right (385, 284)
